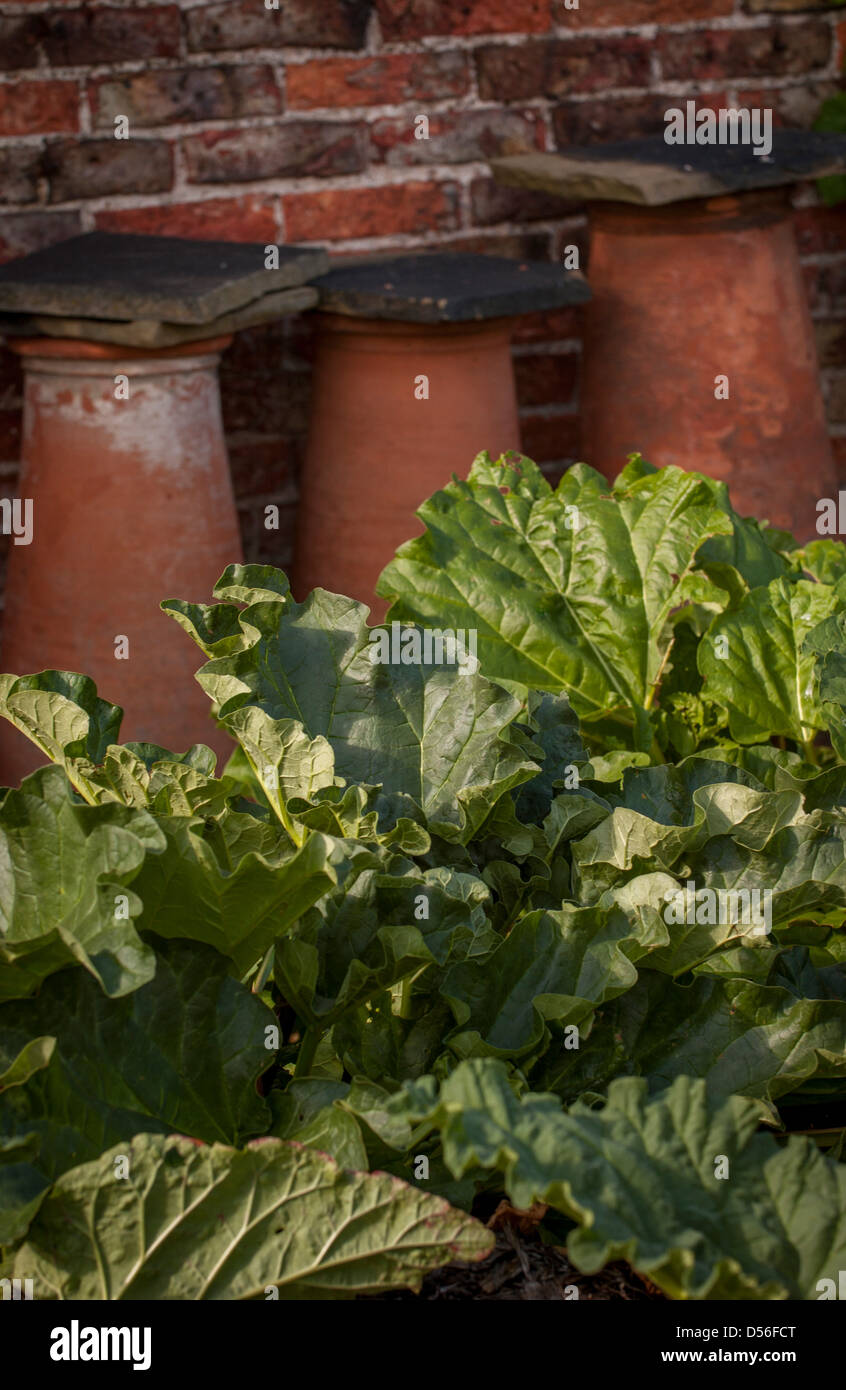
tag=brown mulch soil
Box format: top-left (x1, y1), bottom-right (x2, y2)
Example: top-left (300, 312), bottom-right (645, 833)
top-left (362, 1217), bottom-right (667, 1301)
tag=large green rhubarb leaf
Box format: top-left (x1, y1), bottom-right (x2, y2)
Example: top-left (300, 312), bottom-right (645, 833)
top-left (0, 1035), bottom-right (55, 1090)
top-left (442, 902), bottom-right (665, 1062)
top-left (129, 808), bottom-right (336, 977)
top-left (0, 765), bottom-right (162, 1000)
top-left (591, 872), bottom-right (746, 977)
top-left (699, 577), bottom-right (839, 747)
top-left (0, 671), bottom-right (121, 799)
top-left (405, 1060), bottom-right (846, 1299)
top-left (268, 1078), bottom-right (369, 1169)
top-left (0, 1132), bottom-right (49, 1243)
top-left (0, 1037), bottom-right (55, 1241)
top-left (685, 819), bottom-right (846, 931)
top-left (795, 538), bottom-right (846, 587)
top-left (572, 773), bottom-right (805, 902)
top-left (164, 574), bottom-right (537, 843)
top-left (221, 706), bottom-right (336, 823)
top-left (0, 670), bottom-right (229, 809)
top-left (0, 937), bottom-right (274, 1181)
top-left (513, 690), bottom-right (588, 824)
top-left (377, 453), bottom-right (733, 744)
top-left (14, 1131), bottom-right (493, 1299)
top-left (569, 761), bottom-right (846, 934)
top-left (534, 953), bottom-right (846, 1114)
top-left (804, 606), bottom-right (846, 759)
top-left (333, 994), bottom-right (456, 1087)
top-left (696, 500), bottom-right (793, 590)
top-left (288, 782), bottom-right (430, 855)
top-left (274, 865), bottom-right (496, 1035)
top-left (557, 1077), bottom-right (846, 1300)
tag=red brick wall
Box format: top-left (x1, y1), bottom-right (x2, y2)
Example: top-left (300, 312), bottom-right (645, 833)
top-left (0, 0), bottom-right (845, 597)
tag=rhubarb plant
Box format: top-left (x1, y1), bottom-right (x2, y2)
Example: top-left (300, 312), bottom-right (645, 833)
top-left (1, 458), bottom-right (845, 1301)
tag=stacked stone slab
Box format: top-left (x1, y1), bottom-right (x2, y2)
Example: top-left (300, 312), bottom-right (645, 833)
top-left (0, 231), bottom-right (327, 785)
top-left (0, 231), bottom-right (325, 345)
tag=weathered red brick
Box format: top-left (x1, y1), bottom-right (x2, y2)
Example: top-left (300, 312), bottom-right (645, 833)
top-left (234, 504), bottom-right (259, 561)
top-left (519, 410), bottom-right (581, 464)
top-left (0, 550), bottom-right (9, 631)
top-left (0, 80), bottom-right (78, 136)
top-left (816, 319), bottom-right (846, 369)
top-left (555, 0), bottom-right (732, 23)
top-left (794, 205), bottom-right (846, 257)
top-left (737, 82), bottom-right (839, 131)
top-left (0, 14), bottom-right (48, 70)
top-left (250, 508), bottom-right (296, 567)
top-left (553, 93), bottom-right (695, 147)
top-left (552, 224), bottom-right (588, 267)
top-left (0, 210), bottom-right (82, 264)
top-left (95, 195), bottom-right (278, 242)
top-left (832, 434), bottom-right (846, 483)
top-left (90, 66), bottom-right (281, 130)
top-left (375, 0), bottom-right (551, 40)
top-left (514, 350), bottom-right (579, 407)
top-left (476, 37), bottom-right (651, 103)
top-left (0, 409), bottom-right (21, 463)
top-left (235, 496), bottom-right (298, 567)
top-left (45, 138), bottom-right (173, 203)
top-left (511, 305), bottom-right (584, 343)
top-left (0, 147), bottom-right (42, 205)
top-left (187, 0), bottom-right (369, 52)
top-left (227, 434), bottom-right (297, 498)
top-left (221, 366), bottom-right (311, 434)
top-left (0, 342), bottom-right (23, 470)
top-left (235, 497), bottom-right (295, 564)
top-left (370, 109), bottom-right (543, 166)
top-left (658, 22), bottom-right (831, 82)
top-left (42, 6), bottom-right (181, 65)
top-left (284, 313), bottom-right (317, 366)
top-left (814, 260), bottom-right (846, 316)
top-left (183, 122), bottom-right (367, 183)
top-left (287, 52), bottom-right (469, 110)
top-left (0, 346), bottom-right (22, 403)
top-left (803, 262), bottom-right (824, 314)
top-left (283, 181), bottom-right (461, 241)
top-left (745, 0), bottom-right (832, 10)
top-left (223, 320), bottom-right (288, 374)
top-left (470, 176), bottom-right (577, 225)
top-left (539, 462), bottom-right (568, 487)
top-left (826, 372), bottom-right (846, 424)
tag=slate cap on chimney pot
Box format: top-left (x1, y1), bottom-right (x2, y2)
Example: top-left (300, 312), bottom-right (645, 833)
top-left (0, 232), bottom-right (329, 324)
top-left (310, 253), bottom-right (591, 323)
top-left (491, 130), bottom-right (846, 207)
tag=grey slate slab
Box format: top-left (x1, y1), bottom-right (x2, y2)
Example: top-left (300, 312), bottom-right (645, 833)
top-left (0, 232), bottom-right (329, 324)
top-left (0, 285), bottom-right (318, 349)
top-left (311, 253), bottom-right (590, 322)
top-left (491, 130), bottom-right (846, 206)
